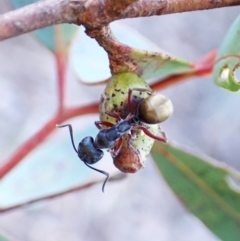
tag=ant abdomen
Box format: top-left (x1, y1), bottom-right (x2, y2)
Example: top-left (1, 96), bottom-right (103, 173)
top-left (56, 124), bottom-right (109, 193)
top-left (78, 136), bottom-right (104, 164)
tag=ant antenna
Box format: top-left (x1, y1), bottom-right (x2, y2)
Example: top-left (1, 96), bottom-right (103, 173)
top-left (84, 162), bottom-right (109, 193)
top-left (56, 124), bottom-right (78, 153)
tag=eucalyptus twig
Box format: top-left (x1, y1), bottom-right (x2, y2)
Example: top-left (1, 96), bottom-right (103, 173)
top-left (0, 0), bottom-right (240, 41)
top-left (86, 25), bottom-right (140, 74)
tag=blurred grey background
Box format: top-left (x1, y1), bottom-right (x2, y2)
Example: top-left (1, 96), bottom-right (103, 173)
top-left (1, 1), bottom-right (240, 241)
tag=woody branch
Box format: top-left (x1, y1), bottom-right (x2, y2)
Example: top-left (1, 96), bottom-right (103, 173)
top-left (0, 0), bottom-right (240, 41)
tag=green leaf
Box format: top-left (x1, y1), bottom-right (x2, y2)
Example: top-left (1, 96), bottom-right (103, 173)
top-left (152, 142), bottom-right (240, 241)
top-left (70, 22), bottom-right (194, 84)
top-left (10, 0), bottom-right (77, 52)
top-left (130, 49), bottom-right (194, 80)
top-left (213, 15), bottom-right (240, 91)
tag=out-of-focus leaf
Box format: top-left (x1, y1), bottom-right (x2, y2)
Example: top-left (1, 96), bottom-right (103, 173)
top-left (213, 15), bottom-right (240, 91)
top-left (0, 122), bottom-right (117, 210)
top-left (152, 142), bottom-right (240, 241)
top-left (70, 22), bottom-right (194, 84)
top-left (10, 0), bottom-right (77, 52)
top-left (10, 0), bottom-right (35, 7)
top-left (33, 25), bottom-right (77, 53)
top-left (0, 231), bottom-right (16, 241)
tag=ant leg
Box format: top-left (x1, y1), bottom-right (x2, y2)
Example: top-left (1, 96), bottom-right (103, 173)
top-left (127, 88), bottom-right (153, 113)
top-left (56, 124), bottom-right (78, 153)
top-left (84, 162), bottom-right (109, 193)
top-left (95, 121), bottom-right (114, 130)
top-left (95, 111), bottom-right (121, 130)
top-left (111, 137), bottom-right (123, 157)
top-left (105, 111), bottom-right (121, 121)
top-left (137, 126), bottom-right (167, 143)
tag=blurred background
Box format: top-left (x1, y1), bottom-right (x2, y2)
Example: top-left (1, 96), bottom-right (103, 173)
top-left (0, 1), bottom-right (240, 240)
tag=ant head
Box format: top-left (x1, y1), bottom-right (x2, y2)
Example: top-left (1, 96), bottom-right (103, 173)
top-left (131, 116), bottom-right (141, 125)
top-left (138, 94), bottom-right (173, 124)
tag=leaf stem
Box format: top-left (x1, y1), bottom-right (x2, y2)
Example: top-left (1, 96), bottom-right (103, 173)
top-left (55, 25), bottom-right (67, 111)
top-left (151, 50), bottom-right (217, 91)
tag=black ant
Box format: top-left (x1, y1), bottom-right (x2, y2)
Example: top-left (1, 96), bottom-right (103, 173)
top-left (57, 88), bottom-right (172, 192)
